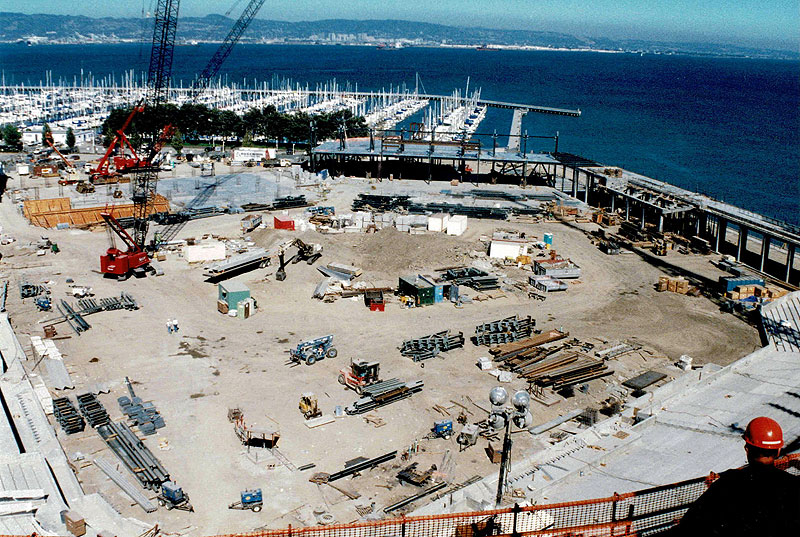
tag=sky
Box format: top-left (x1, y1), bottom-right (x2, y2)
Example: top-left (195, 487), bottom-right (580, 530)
top-left (3, 0), bottom-right (799, 50)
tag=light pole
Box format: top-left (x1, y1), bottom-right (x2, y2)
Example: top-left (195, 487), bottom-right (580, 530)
top-left (488, 387), bottom-right (532, 507)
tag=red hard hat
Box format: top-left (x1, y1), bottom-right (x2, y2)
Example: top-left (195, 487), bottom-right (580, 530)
top-left (743, 417), bottom-right (784, 449)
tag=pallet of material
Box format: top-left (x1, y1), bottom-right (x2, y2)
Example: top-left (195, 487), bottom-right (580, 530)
top-left (489, 329), bottom-right (568, 361)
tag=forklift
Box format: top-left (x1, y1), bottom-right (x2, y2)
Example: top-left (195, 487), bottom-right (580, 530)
top-left (228, 489), bottom-right (263, 512)
top-left (299, 393), bottom-right (322, 420)
top-left (157, 481), bottom-right (194, 511)
top-left (289, 335), bottom-right (337, 365)
top-left (338, 360), bottom-right (381, 394)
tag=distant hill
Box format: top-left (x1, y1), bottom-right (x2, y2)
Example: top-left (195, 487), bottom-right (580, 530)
top-left (0, 12), bottom-right (795, 60)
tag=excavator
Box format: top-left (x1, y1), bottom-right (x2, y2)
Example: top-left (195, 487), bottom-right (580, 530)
top-left (275, 238), bottom-right (323, 281)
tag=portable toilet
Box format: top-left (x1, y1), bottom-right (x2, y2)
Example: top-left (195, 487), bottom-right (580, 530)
top-left (543, 233), bottom-right (553, 248)
top-left (237, 297), bottom-right (257, 319)
top-left (219, 281), bottom-right (250, 311)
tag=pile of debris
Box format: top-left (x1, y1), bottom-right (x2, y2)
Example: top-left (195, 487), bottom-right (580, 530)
top-left (400, 330), bottom-right (465, 362)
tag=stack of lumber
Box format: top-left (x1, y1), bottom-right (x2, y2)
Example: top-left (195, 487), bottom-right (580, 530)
top-left (488, 329), bottom-right (568, 362)
top-left (521, 351), bottom-right (611, 389)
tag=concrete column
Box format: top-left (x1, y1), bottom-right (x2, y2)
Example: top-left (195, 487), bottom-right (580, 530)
top-left (584, 173), bottom-right (590, 203)
top-left (611, 195), bottom-right (615, 212)
top-left (786, 243), bottom-right (796, 282)
top-left (760, 234), bottom-right (770, 272)
top-left (572, 167), bottom-right (578, 198)
top-left (522, 161), bottom-right (527, 187)
top-left (715, 218), bottom-right (727, 253)
top-left (736, 226), bottom-right (748, 262)
top-left (625, 197), bottom-right (630, 221)
top-left (640, 206), bottom-right (646, 230)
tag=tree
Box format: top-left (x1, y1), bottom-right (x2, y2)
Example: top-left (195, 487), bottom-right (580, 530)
top-left (2, 125), bottom-right (22, 149)
top-left (65, 127), bottom-right (76, 150)
top-left (41, 123), bottom-right (51, 146)
top-left (170, 128), bottom-right (185, 156)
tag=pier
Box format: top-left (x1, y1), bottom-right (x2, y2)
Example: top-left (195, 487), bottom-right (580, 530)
top-left (313, 141), bottom-right (799, 287)
top-left (553, 160), bottom-right (800, 287)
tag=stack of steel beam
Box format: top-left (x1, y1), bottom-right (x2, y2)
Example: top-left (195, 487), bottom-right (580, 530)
top-left (53, 397), bottom-right (85, 434)
top-left (58, 299), bottom-right (90, 333)
top-left (272, 195), bottom-right (309, 210)
top-left (351, 194), bottom-right (411, 212)
top-left (345, 379), bottom-right (424, 414)
top-left (76, 393), bottom-right (110, 428)
top-left (442, 267), bottom-right (500, 290)
top-left (19, 280), bottom-right (48, 299)
top-left (407, 202), bottom-right (510, 220)
top-left (76, 292), bottom-right (139, 314)
top-left (400, 330), bottom-right (465, 362)
top-left (97, 421), bottom-right (170, 490)
top-left (474, 315), bottom-right (535, 346)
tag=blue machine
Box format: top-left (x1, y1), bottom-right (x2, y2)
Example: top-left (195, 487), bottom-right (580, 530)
top-left (34, 296), bottom-right (52, 311)
top-left (289, 335), bottom-right (337, 365)
top-left (229, 488), bottom-right (263, 511)
top-left (158, 481), bottom-right (194, 511)
top-left (433, 419), bottom-right (454, 438)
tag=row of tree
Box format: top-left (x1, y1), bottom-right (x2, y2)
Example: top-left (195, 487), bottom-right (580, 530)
top-left (101, 103), bottom-right (368, 151)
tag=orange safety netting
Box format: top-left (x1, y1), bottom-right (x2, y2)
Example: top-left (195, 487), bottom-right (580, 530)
top-left (213, 454), bottom-right (798, 537)
top-left (1, 454), bottom-right (796, 537)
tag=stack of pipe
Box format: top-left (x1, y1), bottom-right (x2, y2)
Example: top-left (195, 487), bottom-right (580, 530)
top-left (97, 421), bottom-right (170, 490)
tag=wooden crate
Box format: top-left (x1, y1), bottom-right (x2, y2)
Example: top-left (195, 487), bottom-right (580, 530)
top-left (64, 511), bottom-right (86, 537)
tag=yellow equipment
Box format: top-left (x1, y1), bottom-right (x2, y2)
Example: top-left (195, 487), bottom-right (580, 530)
top-left (299, 393), bottom-right (321, 420)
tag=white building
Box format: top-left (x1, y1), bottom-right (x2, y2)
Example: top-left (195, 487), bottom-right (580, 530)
top-left (22, 127), bottom-right (94, 147)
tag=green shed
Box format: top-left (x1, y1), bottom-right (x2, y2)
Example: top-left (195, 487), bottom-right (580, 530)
top-left (219, 281), bottom-right (251, 311)
top-left (398, 275), bottom-right (435, 306)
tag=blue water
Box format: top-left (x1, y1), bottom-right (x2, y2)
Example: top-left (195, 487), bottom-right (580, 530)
top-left (2, 44), bottom-right (798, 224)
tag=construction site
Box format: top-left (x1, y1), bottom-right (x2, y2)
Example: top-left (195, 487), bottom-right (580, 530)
top-left (1, 2), bottom-right (799, 537)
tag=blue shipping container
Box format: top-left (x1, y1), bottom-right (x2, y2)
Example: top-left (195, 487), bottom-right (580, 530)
top-left (720, 276), bottom-right (764, 293)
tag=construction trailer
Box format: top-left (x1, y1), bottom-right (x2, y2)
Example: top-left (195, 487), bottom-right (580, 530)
top-left (218, 281), bottom-right (251, 312)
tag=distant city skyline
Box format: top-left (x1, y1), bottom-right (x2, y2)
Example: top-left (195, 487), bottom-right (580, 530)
top-left (2, 0), bottom-right (798, 51)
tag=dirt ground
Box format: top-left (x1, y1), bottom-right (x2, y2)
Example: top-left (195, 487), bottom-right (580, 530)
top-left (0, 172), bottom-right (760, 535)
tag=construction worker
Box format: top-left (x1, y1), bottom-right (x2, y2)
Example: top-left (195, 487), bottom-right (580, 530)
top-left (669, 416), bottom-right (799, 536)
